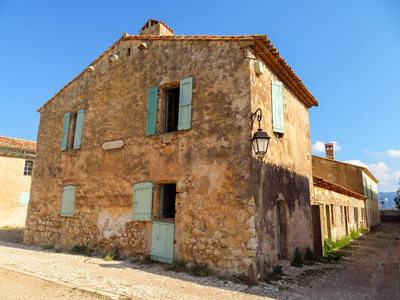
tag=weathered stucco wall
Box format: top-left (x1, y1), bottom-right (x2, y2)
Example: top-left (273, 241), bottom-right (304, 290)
top-left (24, 39), bottom-right (258, 274)
top-left (249, 57), bottom-right (314, 277)
top-left (312, 156), bottom-right (365, 195)
top-left (313, 186), bottom-right (366, 241)
top-left (362, 172), bottom-right (380, 228)
top-left (0, 156), bottom-right (32, 227)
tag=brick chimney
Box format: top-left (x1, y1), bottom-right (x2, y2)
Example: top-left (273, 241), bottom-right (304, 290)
top-left (139, 19), bottom-right (174, 36)
top-left (325, 143), bottom-right (334, 160)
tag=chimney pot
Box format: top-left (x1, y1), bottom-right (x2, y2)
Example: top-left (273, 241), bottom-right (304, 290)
top-left (325, 143), bottom-right (334, 159)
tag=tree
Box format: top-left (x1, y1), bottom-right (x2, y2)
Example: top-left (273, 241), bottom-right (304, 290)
top-left (395, 180), bottom-right (400, 210)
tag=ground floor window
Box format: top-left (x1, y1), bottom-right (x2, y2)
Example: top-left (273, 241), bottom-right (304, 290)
top-left (160, 184), bottom-right (176, 219)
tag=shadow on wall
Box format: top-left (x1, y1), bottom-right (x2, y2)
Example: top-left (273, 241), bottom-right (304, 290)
top-left (252, 159), bottom-right (312, 277)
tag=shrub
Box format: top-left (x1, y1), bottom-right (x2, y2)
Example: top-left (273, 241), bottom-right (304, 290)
top-left (70, 243), bottom-right (93, 257)
top-left (190, 262), bottom-right (210, 277)
top-left (292, 247), bottom-right (303, 267)
top-left (167, 259), bottom-right (188, 272)
top-left (104, 249), bottom-right (120, 261)
top-left (350, 229), bottom-right (360, 239)
top-left (360, 227), bottom-right (369, 235)
top-left (304, 246), bottom-right (320, 262)
top-left (43, 244), bottom-right (55, 250)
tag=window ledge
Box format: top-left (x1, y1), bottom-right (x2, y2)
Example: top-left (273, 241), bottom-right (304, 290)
top-left (153, 219), bottom-right (175, 224)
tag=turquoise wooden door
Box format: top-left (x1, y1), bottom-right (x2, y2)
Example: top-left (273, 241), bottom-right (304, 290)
top-left (150, 222), bottom-right (175, 264)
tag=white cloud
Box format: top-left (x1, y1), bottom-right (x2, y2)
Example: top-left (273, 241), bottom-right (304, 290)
top-left (331, 141), bottom-right (342, 151)
top-left (344, 159), bottom-right (368, 168)
top-left (388, 150), bottom-right (400, 157)
top-left (311, 140), bottom-right (342, 153)
top-left (345, 159), bottom-right (400, 192)
top-left (311, 141), bottom-right (325, 153)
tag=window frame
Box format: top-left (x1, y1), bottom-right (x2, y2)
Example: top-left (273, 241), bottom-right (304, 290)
top-left (159, 183), bottom-right (176, 220)
top-left (23, 160), bottom-right (33, 176)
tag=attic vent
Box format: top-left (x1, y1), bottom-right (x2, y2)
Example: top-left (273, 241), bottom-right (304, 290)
top-left (142, 19), bottom-right (159, 30)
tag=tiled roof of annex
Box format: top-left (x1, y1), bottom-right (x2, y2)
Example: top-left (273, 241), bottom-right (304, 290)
top-left (0, 136), bottom-right (37, 153)
top-left (313, 176), bottom-right (367, 200)
top-left (39, 34), bottom-right (318, 111)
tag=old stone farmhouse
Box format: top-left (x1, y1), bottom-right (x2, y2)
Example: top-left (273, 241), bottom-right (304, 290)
top-left (0, 136), bottom-right (36, 227)
top-left (311, 143), bottom-right (379, 254)
top-left (24, 19), bottom-right (319, 279)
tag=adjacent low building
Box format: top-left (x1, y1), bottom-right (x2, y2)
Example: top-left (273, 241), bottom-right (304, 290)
top-left (0, 136), bottom-right (36, 227)
top-left (311, 143), bottom-right (379, 254)
top-left (23, 19), bottom-right (319, 279)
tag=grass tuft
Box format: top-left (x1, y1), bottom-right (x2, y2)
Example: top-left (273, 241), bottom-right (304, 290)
top-left (43, 244), bottom-right (55, 250)
top-left (167, 259), bottom-right (188, 272)
top-left (190, 261), bottom-right (210, 277)
top-left (70, 243), bottom-right (93, 257)
top-left (292, 247), bottom-right (303, 267)
top-left (104, 249), bottom-right (120, 261)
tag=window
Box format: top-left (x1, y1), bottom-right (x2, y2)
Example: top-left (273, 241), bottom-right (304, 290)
top-left (160, 184), bottom-right (176, 219)
top-left (146, 77), bottom-right (193, 136)
top-left (164, 87), bottom-right (180, 133)
top-left (60, 185), bottom-right (76, 217)
top-left (340, 206), bottom-right (344, 223)
top-left (271, 81), bottom-right (284, 134)
top-left (61, 109), bottom-right (85, 151)
top-left (19, 192), bottom-right (30, 206)
top-left (354, 207), bottom-right (358, 223)
top-left (23, 161), bottom-right (33, 176)
top-left (331, 204), bottom-right (335, 225)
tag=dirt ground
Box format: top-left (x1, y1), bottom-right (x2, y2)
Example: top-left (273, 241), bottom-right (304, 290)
top-left (0, 268), bottom-right (107, 300)
top-left (0, 224), bottom-right (399, 299)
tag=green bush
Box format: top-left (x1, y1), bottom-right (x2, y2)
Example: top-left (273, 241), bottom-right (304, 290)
top-left (190, 262), bottom-right (210, 277)
top-left (359, 227), bottom-right (369, 235)
top-left (104, 249), bottom-right (120, 261)
top-left (70, 243), bottom-right (93, 257)
top-left (167, 259), bottom-right (188, 272)
top-left (350, 229), bottom-right (360, 239)
top-left (292, 247), bottom-right (303, 267)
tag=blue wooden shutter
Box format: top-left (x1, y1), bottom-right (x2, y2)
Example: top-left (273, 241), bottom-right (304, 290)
top-left (60, 185), bottom-right (76, 217)
top-left (150, 222), bottom-right (175, 263)
top-left (178, 77), bottom-right (193, 131)
top-left (61, 113), bottom-right (71, 151)
top-left (146, 87), bottom-right (158, 136)
top-left (271, 81), bottom-right (284, 134)
top-left (132, 182), bottom-right (153, 221)
top-left (73, 109), bottom-right (85, 149)
top-left (19, 192), bottom-right (30, 206)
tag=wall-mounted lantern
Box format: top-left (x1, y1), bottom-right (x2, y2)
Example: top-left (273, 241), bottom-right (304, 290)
top-left (250, 108), bottom-right (271, 159)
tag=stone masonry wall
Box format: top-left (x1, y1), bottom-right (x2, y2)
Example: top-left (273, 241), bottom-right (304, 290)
top-left (24, 38), bottom-right (257, 275)
top-left (313, 186), bottom-right (366, 242)
top-left (248, 55), bottom-right (314, 278)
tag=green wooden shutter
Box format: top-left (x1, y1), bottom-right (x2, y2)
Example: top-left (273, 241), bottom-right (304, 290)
top-left (146, 87), bottom-right (158, 136)
top-left (19, 192), bottom-right (30, 206)
top-left (178, 77), bottom-right (193, 131)
top-left (132, 182), bottom-right (153, 221)
top-left (73, 109), bottom-right (85, 149)
top-left (61, 113), bottom-right (71, 151)
top-left (271, 81), bottom-right (284, 134)
top-left (150, 222), bottom-right (175, 264)
top-left (60, 185), bottom-right (76, 217)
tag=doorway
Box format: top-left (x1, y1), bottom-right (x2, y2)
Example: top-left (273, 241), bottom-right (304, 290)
top-left (276, 201), bottom-right (289, 259)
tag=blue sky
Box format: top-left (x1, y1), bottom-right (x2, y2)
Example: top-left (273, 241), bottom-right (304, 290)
top-left (1, 0), bottom-right (399, 192)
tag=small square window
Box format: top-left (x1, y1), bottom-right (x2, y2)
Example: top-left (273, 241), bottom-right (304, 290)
top-left (160, 184), bottom-right (176, 219)
top-left (24, 161), bottom-right (33, 176)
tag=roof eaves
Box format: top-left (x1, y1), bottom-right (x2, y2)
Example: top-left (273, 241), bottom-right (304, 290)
top-left (313, 176), bottom-right (367, 200)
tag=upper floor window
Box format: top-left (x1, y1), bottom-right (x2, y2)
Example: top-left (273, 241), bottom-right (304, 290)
top-left (146, 77), bottom-right (193, 136)
top-left (23, 161), bottom-right (33, 176)
top-left (61, 109), bottom-right (85, 151)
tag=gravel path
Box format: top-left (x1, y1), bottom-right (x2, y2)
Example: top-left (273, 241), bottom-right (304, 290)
top-left (0, 224), bottom-right (399, 300)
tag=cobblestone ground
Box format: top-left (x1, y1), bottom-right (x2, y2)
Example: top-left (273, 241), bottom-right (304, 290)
top-left (0, 224), bottom-right (398, 300)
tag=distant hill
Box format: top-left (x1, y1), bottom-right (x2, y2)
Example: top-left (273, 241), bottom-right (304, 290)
top-left (379, 192), bottom-right (398, 210)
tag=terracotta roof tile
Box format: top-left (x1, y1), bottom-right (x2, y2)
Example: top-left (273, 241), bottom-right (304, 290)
top-left (0, 136), bottom-right (37, 152)
top-left (313, 176), bottom-right (367, 200)
top-left (39, 34), bottom-right (318, 111)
